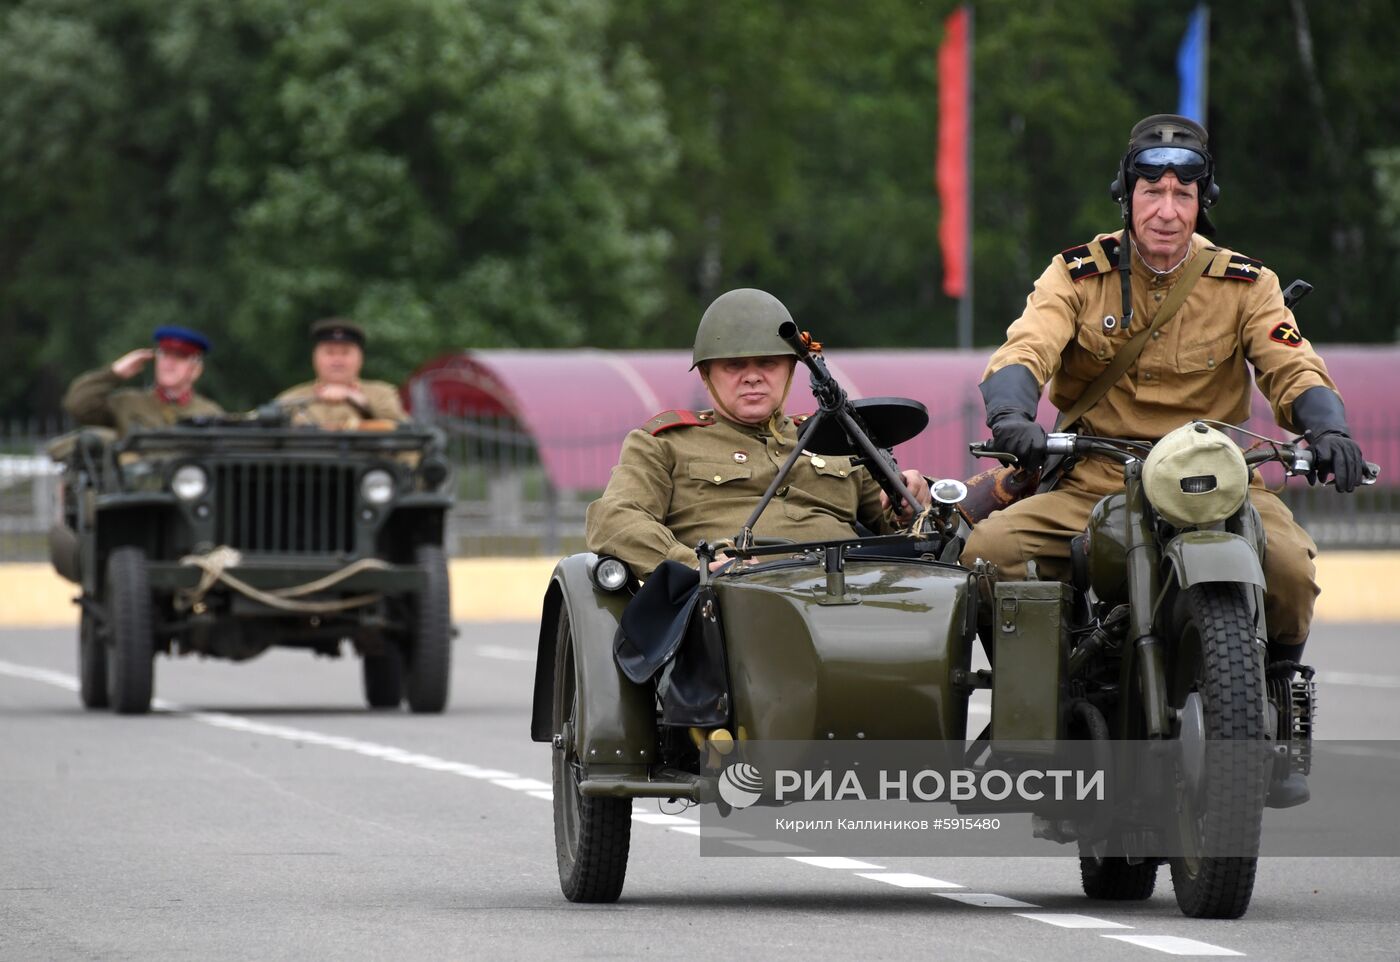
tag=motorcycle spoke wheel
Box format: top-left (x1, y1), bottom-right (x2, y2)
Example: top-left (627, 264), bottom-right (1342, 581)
top-left (1168, 582), bottom-right (1267, 919)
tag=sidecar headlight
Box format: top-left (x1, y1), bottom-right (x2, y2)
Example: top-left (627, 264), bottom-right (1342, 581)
top-left (360, 469), bottom-right (395, 506)
top-left (931, 478), bottom-right (968, 505)
top-left (170, 464), bottom-right (208, 501)
top-left (1143, 422), bottom-right (1248, 528)
top-left (590, 555), bottom-right (631, 593)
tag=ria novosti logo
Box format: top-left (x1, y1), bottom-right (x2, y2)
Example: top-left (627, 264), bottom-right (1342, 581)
top-left (718, 762), bottom-right (764, 809)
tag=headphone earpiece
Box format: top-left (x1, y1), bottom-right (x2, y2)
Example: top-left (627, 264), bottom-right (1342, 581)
top-left (1203, 179), bottom-right (1221, 207)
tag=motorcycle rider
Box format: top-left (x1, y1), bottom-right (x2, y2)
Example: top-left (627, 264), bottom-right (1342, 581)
top-left (962, 115), bottom-right (1365, 800)
top-left (586, 288), bottom-right (931, 578)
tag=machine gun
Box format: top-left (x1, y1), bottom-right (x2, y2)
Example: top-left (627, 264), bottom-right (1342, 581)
top-left (732, 323), bottom-right (931, 549)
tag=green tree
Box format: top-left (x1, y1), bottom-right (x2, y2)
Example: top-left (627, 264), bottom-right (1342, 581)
top-left (0, 0), bottom-right (675, 414)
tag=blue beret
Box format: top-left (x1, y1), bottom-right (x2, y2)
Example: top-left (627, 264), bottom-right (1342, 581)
top-left (152, 325), bottom-right (211, 355)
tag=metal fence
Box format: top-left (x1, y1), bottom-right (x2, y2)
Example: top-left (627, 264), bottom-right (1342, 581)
top-left (4, 412), bottom-right (1398, 564)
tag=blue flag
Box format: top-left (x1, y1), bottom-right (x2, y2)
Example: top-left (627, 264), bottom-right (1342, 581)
top-left (1177, 5), bottom-right (1209, 122)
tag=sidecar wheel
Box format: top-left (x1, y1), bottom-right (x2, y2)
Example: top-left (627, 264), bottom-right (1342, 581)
top-left (1079, 852), bottom-right (1158, 900)
top-left (1168, 582), bottom-right (1267, 919)
top-left (551, 611), bottom-right (631, 902)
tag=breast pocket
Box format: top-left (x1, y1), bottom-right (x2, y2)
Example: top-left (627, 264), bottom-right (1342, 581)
top-left (782, 456), bottom-right (859, 521)
top-left (1063, 324), bottom-right (1118, 380)
top-left (687, 460), bottom-right (752, 486)
top-left (1174, 331), bottom-right (1239, 374)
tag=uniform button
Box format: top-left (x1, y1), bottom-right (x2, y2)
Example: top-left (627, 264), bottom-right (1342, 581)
top-left (1143, 372), bottom-right (1153, 381)
top-left (1097, 350), bottom-right (1107, 359)
top-left (1151, 331), bottom-right (1160, 339)
top-left (777, 486), bottom-right (789, 496)
top-left (1153, 292), bottom-right (1163, 302)
top-left (713, 475), bottom-right (722, 483)
top-left (1207, 359), bottom-right (1215, 368)
top-left (838, 470), bottom-right (847, 477)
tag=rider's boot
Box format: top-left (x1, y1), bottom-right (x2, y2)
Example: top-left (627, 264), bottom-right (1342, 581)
top-left (1265, 639), bottom-right (1312, 809)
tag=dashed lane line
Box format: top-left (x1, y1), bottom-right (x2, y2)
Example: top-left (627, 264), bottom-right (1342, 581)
top-left (1103, 935), bottom-right (1244, 957)
top-left (0, 658), bottom-right (1247, 957)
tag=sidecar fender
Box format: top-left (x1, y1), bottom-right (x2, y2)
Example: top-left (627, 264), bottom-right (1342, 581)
top-left (530, 553), bottom-right (656, 767)
top-left (1161, 531), bottom-right (1265, 589)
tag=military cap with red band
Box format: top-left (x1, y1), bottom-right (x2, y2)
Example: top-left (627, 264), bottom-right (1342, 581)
top-left (152, 325), bottom-right (211, 356)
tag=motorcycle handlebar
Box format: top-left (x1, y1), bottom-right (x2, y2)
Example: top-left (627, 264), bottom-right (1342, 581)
top-left (970, 432), bottom-right (1380, 485)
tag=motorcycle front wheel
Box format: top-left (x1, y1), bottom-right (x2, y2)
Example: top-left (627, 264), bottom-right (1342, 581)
top-left (1168, 582), bottom-right (1268, 919)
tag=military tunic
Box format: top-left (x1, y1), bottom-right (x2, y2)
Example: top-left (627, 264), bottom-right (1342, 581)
top-left (964, 230), bottom-right (1336, 646)
top-left (586, 409), bottom-right (899, 578)
top-left (275, 380), bottom-right (407, 430)
top-left (62, 367), bottom-right (224, 436)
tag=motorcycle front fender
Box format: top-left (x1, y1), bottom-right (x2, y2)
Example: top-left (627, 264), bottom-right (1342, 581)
top-left (1161, 530), bottom-right (1265, 589)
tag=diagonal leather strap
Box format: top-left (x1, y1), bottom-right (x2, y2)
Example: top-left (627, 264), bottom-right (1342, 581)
top-left (1056, 245), bottom-right (1215, 430)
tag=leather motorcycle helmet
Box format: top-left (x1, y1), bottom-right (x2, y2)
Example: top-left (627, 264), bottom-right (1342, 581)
top-left (1110, 113), bottom-right (1220, 235)
top-left (691, 289), bottom-right (799, 370)
top-left (1143, 422), bottom-right (1249, 528)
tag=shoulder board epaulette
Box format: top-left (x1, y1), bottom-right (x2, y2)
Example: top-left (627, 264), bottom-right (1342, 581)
top-left (1059, 236), bottom-right (1121, 282)
top-left (1205, 250), bottom-right (1264, 282)
top-left (792, 413), bottom-right (811, 426)
top-left (643, 409), bottom-right (715, 435)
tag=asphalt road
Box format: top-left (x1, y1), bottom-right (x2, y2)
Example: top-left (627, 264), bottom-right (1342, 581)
top-left (3, 620), bottom-right (1399, 961)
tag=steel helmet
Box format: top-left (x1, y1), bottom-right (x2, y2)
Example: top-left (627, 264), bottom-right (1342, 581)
top-left (691, 289), bottom-right (799, 369)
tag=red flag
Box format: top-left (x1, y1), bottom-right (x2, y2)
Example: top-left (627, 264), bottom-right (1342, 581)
top-left (937, 6), bottom-right (970, 298)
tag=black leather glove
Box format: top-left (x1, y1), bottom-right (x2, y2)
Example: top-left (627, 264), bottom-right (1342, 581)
top-left (990, 415), bottom-right (1048, 472)
top-left (980, 364), bottom-right (1048, 471)
top-left (1292, 386), bottom-right (1365, 493)
top-left (1307, 430), bottom-right (1364, 493)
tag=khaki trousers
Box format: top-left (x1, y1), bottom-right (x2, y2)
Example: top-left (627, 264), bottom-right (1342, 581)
top-left (960, 457), bottom-right (1318, 647)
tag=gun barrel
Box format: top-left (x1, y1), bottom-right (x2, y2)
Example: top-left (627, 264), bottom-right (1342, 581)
top-left (777, 321), bottom-right (808, 358)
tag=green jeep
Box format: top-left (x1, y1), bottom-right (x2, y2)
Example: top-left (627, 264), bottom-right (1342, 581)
top-left (47, 415), bottom-right (456, 714)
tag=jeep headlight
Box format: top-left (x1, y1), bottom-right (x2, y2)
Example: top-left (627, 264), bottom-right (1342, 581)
top-left (1143, 422), bottom-right (1248, 528)
top-left (170, 464), bottom-right (208, 501)
top-left (360, 469), bottom-right (395, 505)
top-left (590, 555), bottom-right (631, 592)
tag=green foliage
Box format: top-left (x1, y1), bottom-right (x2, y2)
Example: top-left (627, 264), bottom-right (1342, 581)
top-left (4, 0), bottom-right (1399, 419)
top-left (0, 0), bottom-right (674, 412)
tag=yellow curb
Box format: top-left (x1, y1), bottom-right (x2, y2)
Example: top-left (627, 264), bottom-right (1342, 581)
top-left (0, 552), bottom-right (1393, 628)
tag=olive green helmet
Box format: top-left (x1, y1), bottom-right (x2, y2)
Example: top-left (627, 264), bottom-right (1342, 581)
top-left (691, 288), bottom-right (799, 369)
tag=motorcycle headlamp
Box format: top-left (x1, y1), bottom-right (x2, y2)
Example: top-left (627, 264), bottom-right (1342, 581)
top-left (1143, 423), bottom-right (1248, 528)
top-left (590, 555), bottom-right (631, 593)
top-left (1128, 146), bottom-right (1211, 186)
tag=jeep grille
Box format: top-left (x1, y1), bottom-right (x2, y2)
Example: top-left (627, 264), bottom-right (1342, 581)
top-left (212, 462), bottom-right (356, 554)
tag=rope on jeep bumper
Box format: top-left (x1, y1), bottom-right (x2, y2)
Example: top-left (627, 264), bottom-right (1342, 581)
top-left (175, 546), bottom-right (392, 614)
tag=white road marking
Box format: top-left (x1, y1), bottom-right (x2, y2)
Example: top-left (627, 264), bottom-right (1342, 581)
top-left (787, 856), bottom-right (884, 870)
top-left (1102, 935), bottom-right (1244, 956)
top-left (938, 893), bottom-right (1039, 908)
top-left (724, 839), bottom-right (812, 854)
top-left (856, 872), bottom-right (963, 889)
top-left (1316, 670), bottom-right (1400, 689)
top-left (0, 661), bottom-right (79, 691)
top-left (0, 657), bottom-right (1246, 958)
top-left (475, 645), bottom-right (536, 663)
top-left (1016, 913), bottom-right (1129, 929)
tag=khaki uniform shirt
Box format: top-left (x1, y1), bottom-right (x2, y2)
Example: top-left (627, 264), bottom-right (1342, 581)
top-left (62, 367), bottom-right (224, 436)
top-left (984, 230), bottom-right (1338, 438)
top-left (275, 380), bottom-right (407, 430)
top-left (586, 409), bottom-right (899, 578)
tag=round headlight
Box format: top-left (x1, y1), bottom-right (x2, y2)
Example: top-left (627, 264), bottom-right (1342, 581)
top-left (1143, 422), bottom-right (1248, 528)
top-left (360, 469), bottom-right (395, 505)
top-left (931, 478), bottom-right (968, 505)
top-left (591, 556), bottom-right (630, 592)
top-left (171, 464), bottom-right (208, 501)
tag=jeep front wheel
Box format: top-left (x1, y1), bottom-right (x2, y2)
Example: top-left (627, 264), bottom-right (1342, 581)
top-left (105, 547), bottom-right (154, 714)
top-left (403, 545), bottom-right (451, 713)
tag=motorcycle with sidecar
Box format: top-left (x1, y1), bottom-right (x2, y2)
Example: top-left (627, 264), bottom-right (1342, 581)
top-left (530, 324), bottom-right (1376, 917)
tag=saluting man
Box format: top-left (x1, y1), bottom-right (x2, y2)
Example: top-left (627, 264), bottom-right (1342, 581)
top-left (963, 114), bottom-right (1365, 698)
top-left (586, 288), bottom-right (931, 578)
top-left (63, 326), bottom-right (223, 435)
top-left (276, 317), bottom-right (407, 429)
